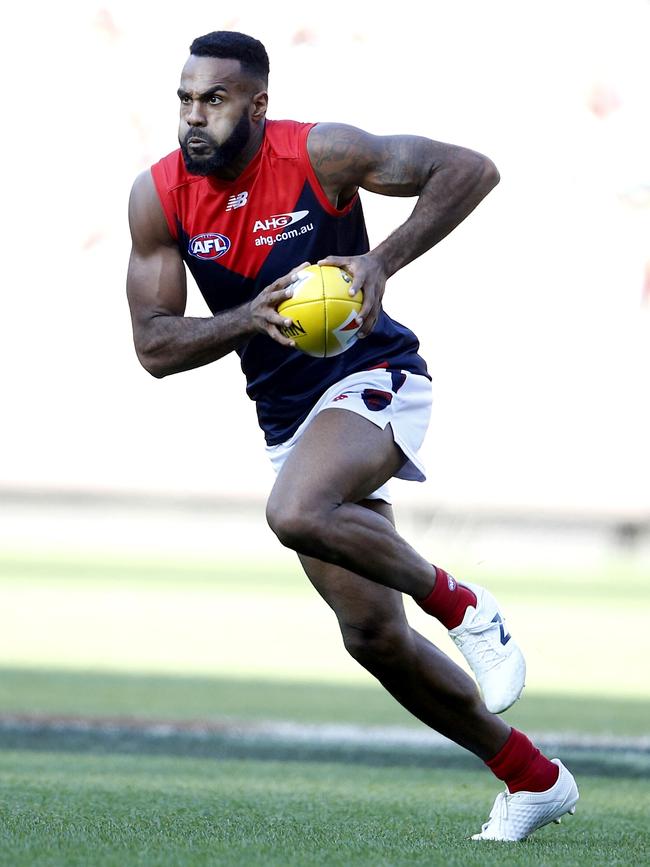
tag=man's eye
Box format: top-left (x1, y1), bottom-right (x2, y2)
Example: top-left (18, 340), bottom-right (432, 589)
top-left (180, 96), bottom-right (191, 104)
top-left (208, 95), bottom-right (222, 105)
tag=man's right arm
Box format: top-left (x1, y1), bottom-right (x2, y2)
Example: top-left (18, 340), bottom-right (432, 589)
top-left (126, 170), bottom-right (300, 378)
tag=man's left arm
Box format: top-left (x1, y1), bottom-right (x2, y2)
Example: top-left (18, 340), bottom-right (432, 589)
top-left (307, 123), bottom-right (500, 336)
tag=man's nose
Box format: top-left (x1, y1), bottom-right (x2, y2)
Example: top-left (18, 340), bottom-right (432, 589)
top-left (187, 101), bottom-right (207, 126)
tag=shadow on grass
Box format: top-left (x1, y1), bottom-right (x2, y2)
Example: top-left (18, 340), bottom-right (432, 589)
top-left (1, 667), bottom-right (649, 736)
top-left (0, 719), bottom-right (648, 780)
top-left (1, 667), bottom-right (649, 778)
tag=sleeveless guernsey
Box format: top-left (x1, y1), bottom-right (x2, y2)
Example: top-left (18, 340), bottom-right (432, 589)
top-left (151, 119), bottom-right (429, 445)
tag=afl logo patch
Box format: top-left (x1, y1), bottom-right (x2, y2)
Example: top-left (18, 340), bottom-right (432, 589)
top-left (188, 232), bottom-right (231, 260)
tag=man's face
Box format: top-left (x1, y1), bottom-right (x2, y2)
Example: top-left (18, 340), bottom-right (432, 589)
top-left (177, 55), bottom-right (262, 176)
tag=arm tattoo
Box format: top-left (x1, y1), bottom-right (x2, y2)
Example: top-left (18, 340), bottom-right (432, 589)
top-left (310, 124), bottom-right (434, 198)
top-left (310, 125), bottom-right (372, 193)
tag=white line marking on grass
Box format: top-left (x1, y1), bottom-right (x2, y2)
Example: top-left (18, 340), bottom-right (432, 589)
top-left (1, 714), bottom-right (649, 754)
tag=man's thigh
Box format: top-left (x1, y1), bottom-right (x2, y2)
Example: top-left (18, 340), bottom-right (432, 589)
top-left (269, 408), bottom-right (405, 508)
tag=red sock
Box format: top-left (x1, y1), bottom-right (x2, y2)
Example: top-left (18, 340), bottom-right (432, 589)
top-left (416, 566), bottom-right (477, 629)
top-left (487, 728), bottom-right (559, 793)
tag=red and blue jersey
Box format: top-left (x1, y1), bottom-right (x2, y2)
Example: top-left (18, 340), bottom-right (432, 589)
top-left (151, 119), bottom-right (429, 445)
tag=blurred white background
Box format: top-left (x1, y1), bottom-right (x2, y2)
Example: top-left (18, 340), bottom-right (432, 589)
top-left (1, 0), bottom-right (649, 516)
top-left (0, 1), bottom-right (648, 703)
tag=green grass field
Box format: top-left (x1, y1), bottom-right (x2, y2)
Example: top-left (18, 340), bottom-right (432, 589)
top-left (1, 750), bottom-right (648, 867)
top-left (1, 548), bottom-right (649, 865)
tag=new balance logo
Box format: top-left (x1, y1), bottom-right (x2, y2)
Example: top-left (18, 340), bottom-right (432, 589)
top-left (491, 612), bottom-right (511, 645)
top-left (226, 191), bottom-right (248, 211)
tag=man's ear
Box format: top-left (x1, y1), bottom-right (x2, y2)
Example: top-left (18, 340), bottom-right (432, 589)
top-left (251, 90), bottom-right (268, 121)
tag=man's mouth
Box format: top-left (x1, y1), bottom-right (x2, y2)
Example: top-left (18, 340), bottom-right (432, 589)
top-left (186, 136), bottom-right (213, 151)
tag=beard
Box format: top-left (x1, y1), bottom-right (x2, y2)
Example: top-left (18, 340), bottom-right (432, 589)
top-left (180, 110), bottom-right (251, 176)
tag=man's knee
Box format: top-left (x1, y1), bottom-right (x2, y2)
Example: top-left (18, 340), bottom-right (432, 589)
top-left (266, 493), bottom-right (326, 553)
top-left (340, 617), bottom-right (408, 673)
top-left (342, 618), bottom-right (484, 710)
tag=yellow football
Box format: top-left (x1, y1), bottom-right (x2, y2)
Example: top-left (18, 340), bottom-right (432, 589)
top-left (277, 264), bottom-right (363, 358)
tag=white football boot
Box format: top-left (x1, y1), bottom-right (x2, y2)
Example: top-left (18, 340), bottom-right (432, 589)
top-left (448, 580), bottom-right (526, 714)
top-left (472, 759), bottom-right (579, 841)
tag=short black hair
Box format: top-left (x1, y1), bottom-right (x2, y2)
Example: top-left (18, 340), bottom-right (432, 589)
top-left (189, 31), bottom-right (270, 83)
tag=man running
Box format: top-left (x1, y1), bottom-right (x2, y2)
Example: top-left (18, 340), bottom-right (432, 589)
top-left (126, 30), bottom-right (578, 840)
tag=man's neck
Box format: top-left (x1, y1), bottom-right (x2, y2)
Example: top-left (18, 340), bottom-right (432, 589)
top-left (211, 120), bottom-right (266, 181)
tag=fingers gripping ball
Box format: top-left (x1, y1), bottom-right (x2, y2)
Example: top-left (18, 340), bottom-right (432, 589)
top-left (278, 265), bottom-right (363, 358)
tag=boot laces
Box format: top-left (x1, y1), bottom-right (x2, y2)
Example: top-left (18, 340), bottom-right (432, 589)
top-left (454, 621), bottom-right (505, 668)
top-left (481, 791), bottom-right (509, 833)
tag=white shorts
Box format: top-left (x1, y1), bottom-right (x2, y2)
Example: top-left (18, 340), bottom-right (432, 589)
top-left (265, 369), bottom-right (433, 504)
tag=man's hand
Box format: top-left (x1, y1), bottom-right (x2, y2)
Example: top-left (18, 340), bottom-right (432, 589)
top-left (250, 261), bottom-right (311, 347)
top-left (317, 252), bottom-right (388, 338)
